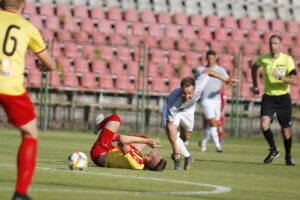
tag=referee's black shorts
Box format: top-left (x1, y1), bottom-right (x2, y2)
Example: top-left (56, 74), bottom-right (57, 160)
top-left (260, 93), bottom-right (292, 128)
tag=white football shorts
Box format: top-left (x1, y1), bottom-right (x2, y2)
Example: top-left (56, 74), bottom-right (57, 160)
top-left (200, 98), bottom-right (221, 120)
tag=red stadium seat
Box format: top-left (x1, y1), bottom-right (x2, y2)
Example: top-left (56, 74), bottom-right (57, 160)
top-left (132, 22), bottom-right (146, 37)
top-left (169, 77), bottom-right (181, 91)
top-left (29, 15), bottom-right (43, 29)
top-left (108, 7), bottom-right (123, 21)
top-left (51, 42), bottom-right (62, 57)
top-left (150, 48), bottom-right (166, 64)
top-left (108, 34), bottom-right (124, 45)
top-left (127, 61), bottom-right (139, 77)
top-left (92, 59), bottom-right (108, 74)
top-left (180, 65), bottom-right (193, 77)
top-left (116, 75), bottom-right (132, 91)
top-left (218, 54), bottom-right (233, 70)
top-left (247, 30), bottom-right (262, 43)
top-left (109, 60), bottom-right (124, 75)
top-left (124, 9), bottom-right (139, 22)
top-left (157, 11), bottom-right (172, 24)
top-left (25, 54), bottom-right (36, 70)
top-left (147, 62), bottom-right (159, 78)
top-left (177, 39), bottom-right (191, 50)
top-left (161, 63), bottom-right (174, 78)
top-left (57, 30), bottom-right (72, 41)
top-left (239, 16), bottom-right (254, 31)
top-left (243, 43), bottom-right (258, 55)
top-left (190, 14), bottom-right (205, 28)
top-left (174, 12), bottom-right (188, 26)
top-left (56, 4), bottom-right (72, 17)
top-left (117, 46), bottom-right (133, 61)
top-left (63, 17), bottom-right (77, 32)
top-left (160, 37), bottom-right (175, 49)
top-left (206, 15), bottom-right (221, 29)
top-left (148, 23), bottom-right (163, 38)
top-left (259, 44), bottom-right (269, 54)
top-left (168, 50), bottom-right (183, 65)
top-left (182, 25), bottom-right (197, 40)
top-left (287, 20), bottom-right (299, 35)
top-left (65, 43), bottom-right (79, 58)
top-left (255, 18), bottom-right (270, 32)
top-left (80, 18), bottom-right (95, 33)
top-left (223, 16), bottom-right (238, 31)
top-left (185, 51), bottom-right (200, 66)
top-left (90, 6), bottom-right (106, 21)
top-left (27, 70), bottom-right (42, 88)
top-left (151, 78), bottom-right (167, 94)
top-left (165, 24), bottom-right (181, 39)
top-left (231, 28), bottom-right (245, 42)
top-left (143, 37), bottom-right (158, 47)
top-left (198, 27), bottom-right (213, 41)
top-left (45, 16), bottom-right (60, 30)
top-left (262, 31), bottom-right (275, 43)
top-left (210, 41), bottom-right (224, 53)
top-left (91, 32), bottom-right (106, 44)
top-left (193, 39), bottom-right (207, 52)
top-left (227, 42), bottom-right (241, 55)
top-left (141, 10), bottom-right (156, 23)
top-left (98, 20), bottom-right (113, 34)
top-left (63, 72), bottom-right (79, 88)
top-left (74, 5), bottom-right (89, 19)
top-left (126, 35), bottom-right (142, 46)
top-left (74, 58), bottom-right (89, 74)
top-left (40, 29), bottom-right (54, 42)
top-left (99, 45), bottom-right (115, 60)
top-left (39, 3), bottom-right (54, 17)
top-left (99, 74), bottom-right (115, 90)
top-left (48, 71), bottom-right (62, 88)
top-left (214, 27), bottom-right (228, 42)
top-left (82, 44), bottom-right (95, 59)
top-left (291, 47), bottom-right (300, 58)
top-left (280, 32), bottom-right (293, 46)
top-left (56, 57), bottom-right (72, 72)
top-left (115, 21), bottom-right (129, 35)
top-left (23, 2), bottom-right (37, 17)
top-left (270, 19), bottom-right (285, 33)
top-left (81, 72), bottom-right (96, 89)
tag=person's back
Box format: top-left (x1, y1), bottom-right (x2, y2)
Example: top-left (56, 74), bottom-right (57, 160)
top-left (0, 9), bottom-right (46, 95)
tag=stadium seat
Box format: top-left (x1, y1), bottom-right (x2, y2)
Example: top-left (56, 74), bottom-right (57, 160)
top-left (143, 37), bottom-right (158, 47)
top-left (56, 4), bottom-right (72, 17)
top-left (193, 39), bottom-right (207, 52)
top-left (82, 44), bottom-right (95, 59)
top-left (151, 77), bottom-right (167, 94)
top-left (247, 30), bottom-right (262, 43)
top-left (98, 20), bottom-right (113, 34)
top-left (48, 71), bottom-right (62, 88)
top-left (238, 16), bottom-right (254, 32)
top-left (218, 54), bottom-right (233, 70)
top-left (215, 1), bottom-right (230, 18)
top-left (108, 7), bottom-right (123, 21)
top-left (132, 22), bottom-right (146, 37)
top-left (80, 18), bottom-right (95, 33)
top-left (141, 10), bottom-right (156, 23)
top-left (127, 61), bottom-right (139, 77)
top-left (99, 74), bottom-right (115, 90)
top-left (214, 27), bottom-right (228, 42)
top-left (56, 57), bottom-right (72, 73)
top-left (115, 21), bottom-right (129, 35)
top-left (161, 63), bottom-right (174, 78)
top-left (199, 1), bottom-right (215, 16)
top-left (90, 6), bottom-right (106, 21)
top-left (108, 34), bottom-right (124, 45)
top-left (291, 47), bottom-right (300, 58)
top-left (277, 6), bottom-right (293, 21)
top-left (65, 42), bottom-right (80, 58)
top-left (280, 32), bottom-right (293, 46)
top-left (160, 37), bottom-right (175, 49)
top-left (185, 51), bottom-right (200, 66)
top-left (99, 45), bottom-right (115, 60)
top-left (258, 44), bottom-right (269, 54)
top-left (29, 15), bottom-right (43, 29)
top-left (73, 5), bottom-right (89, 19)
top-left (57, 30), bottom-right (72, 41)
top-left (262, 31), bottom-right (275, 43)
top-left (39, 3), bottom-right (54, 17)
top-left (287, 20), bottom-right (300, 35)
top-left (180, 65), bottom-right (193, 77)
top-left (117, 46), bottom-right (133, 61)
top-left (25, 54), bottom-right (36, 70)
top-left (109, 60), bottom-right (124, 75)
top-left (157, 11), bottom-right (172, 24)
top-left (91, 32), bottom-right (106, 44)
top-left (23, 2), bottom-right (37, 17)
top-left (247, 4), bottom-right (261, 20)
top-left (106, 0), bottom-right (120, 8)
top-left (189, 14), bottom-right (205, 28)
top-left (81, 72), bottom-right (96, 89)
top-left (270, 19), bottom-right (285, 33)
top-left (174, 12), bottom-right (189, 26)
top-left (92, 59), bottom-right (108, 74)
top-left (255, 18), bottom-right (270, 32)
top-left (63, 17), bottom-right (77, 32)
top-left (45, 16), bottom-right (60, 30)
top-left (27, 70), bottom-right (42, 88)
top-left (165, 24), bottom-right (181, 39)
top-left (116, 74), bottom-right (133, 91)
top-left (185, 0), bottom-right (200, 15)
top-left (261, 7), bottom-right (276, 20)
top-left (72, 0), bottom-right (87, 5)
top-left (168, 50), bottom-right (183, 65)
top-left (124, 9), bottom-right (139, 23)
top-left (226, 42), bottom-right (241, 55)
top-left (74, 58), bottom-right (89, 74)
top-left (243, 43), bottom-right (258, 55)
top-left (148, 23), bottom-right (163, 38)
top-left (147, 62), bottom-right (159, 78)
top-left (206, 15), bottom-right (221, 29)
top-left (63, 72), bottom-right (79, 88)
top-left (150, 48), bottom-right (166, 63)
top-left (210, 41), bottom-right (225, 53)
top-left (126, 35), bottom-right (142, 46)
top-left (198, 27), bottom-right (213, 41)
top-left (51, 42), bottom-right (62, 57)
top-left (137, 0), bottom-right (152, 11)
top-left (230, 3), bottom-right (247, 19)
top-left (182, 25), bottom-right (197, 40)
top-left (231, 28), bottom-right (246, 42)
top-left (169, 77), bottom-right (181, 91)
top-left (223, 16), bottom-right (238, 31)
top-left (40, 29), bottom-right (54, 42)
top-left (177, 39), bottom-right (191, 50)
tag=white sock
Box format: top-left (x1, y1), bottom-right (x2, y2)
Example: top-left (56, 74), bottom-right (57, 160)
top-left (209, 126), bottom-right (221, 150)
top-left (176, 133), bottom-right (190, 157)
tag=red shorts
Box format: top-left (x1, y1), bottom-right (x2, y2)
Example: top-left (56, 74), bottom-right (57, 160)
top-left (0, 92), bottom-right (36, 127)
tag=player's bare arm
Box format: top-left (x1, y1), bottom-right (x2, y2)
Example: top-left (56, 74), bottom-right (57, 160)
top-left (166, 121), bottom-right (180, 158)
top-left (203, 69), bottom-right (239, 85)
top-left (36, 50), bottom-right (56, 72)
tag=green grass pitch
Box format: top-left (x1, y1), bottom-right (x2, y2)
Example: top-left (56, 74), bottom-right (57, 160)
top-left (0, 129), bottom-right (300, 200)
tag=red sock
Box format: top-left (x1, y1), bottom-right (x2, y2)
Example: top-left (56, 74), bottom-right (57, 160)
top-left (218, 131), bottom-right (224, 141)
top-left (16, 137), bottom-right (38, 195)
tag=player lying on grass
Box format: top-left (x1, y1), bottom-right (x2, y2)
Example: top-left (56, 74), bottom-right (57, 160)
top-left (90, 114), bottom-right (167, 171)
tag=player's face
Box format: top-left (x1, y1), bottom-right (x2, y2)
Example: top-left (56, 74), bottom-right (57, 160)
top-left (207, 54), bottom-right (217, 67)
top-left (181, 85), bottom-right (195, 102)
top-left (269, 37), bottom-right (282, 54)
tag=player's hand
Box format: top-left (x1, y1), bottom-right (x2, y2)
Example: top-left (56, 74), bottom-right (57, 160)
top-left (225, 77), bottom-right (239, 85)
top-left (171, 152), bottom-right (180, 161)
top-left (37, 63), bottom-right (49, 72)
top-left (147, 138), bottom-right (161, 148)
top-left (252, 86), bottom-right (259, 95)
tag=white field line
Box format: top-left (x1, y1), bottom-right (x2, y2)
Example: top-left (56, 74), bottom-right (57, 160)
top-left (0, 163), bottom-right (232, 195)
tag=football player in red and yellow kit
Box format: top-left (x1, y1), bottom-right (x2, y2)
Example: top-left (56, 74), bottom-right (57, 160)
top-left (0, 1), bottom-right (56, 199)
top-left (90, 114), bottom-right (167, 171)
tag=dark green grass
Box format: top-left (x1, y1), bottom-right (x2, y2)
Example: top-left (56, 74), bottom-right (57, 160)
top-left (0, 129), bottom-right (300, 200)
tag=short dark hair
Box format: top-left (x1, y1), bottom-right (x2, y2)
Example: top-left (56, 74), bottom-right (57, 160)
top-left (269, 35), bottom-right (282, 42)
top-left (181, 77), bottom-right (195, 89)
top-left (1, 0), bottom-right (24, 10)
top-left (150, 159), bottom-right (167, 171)
top-left (206, 50), bottom-right (217, 58)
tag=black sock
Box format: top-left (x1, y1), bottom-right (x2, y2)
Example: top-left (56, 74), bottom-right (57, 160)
top-left (263, 129), bottom-right (277, 150)
top-left (284, 137), bottom-right (292, 156)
